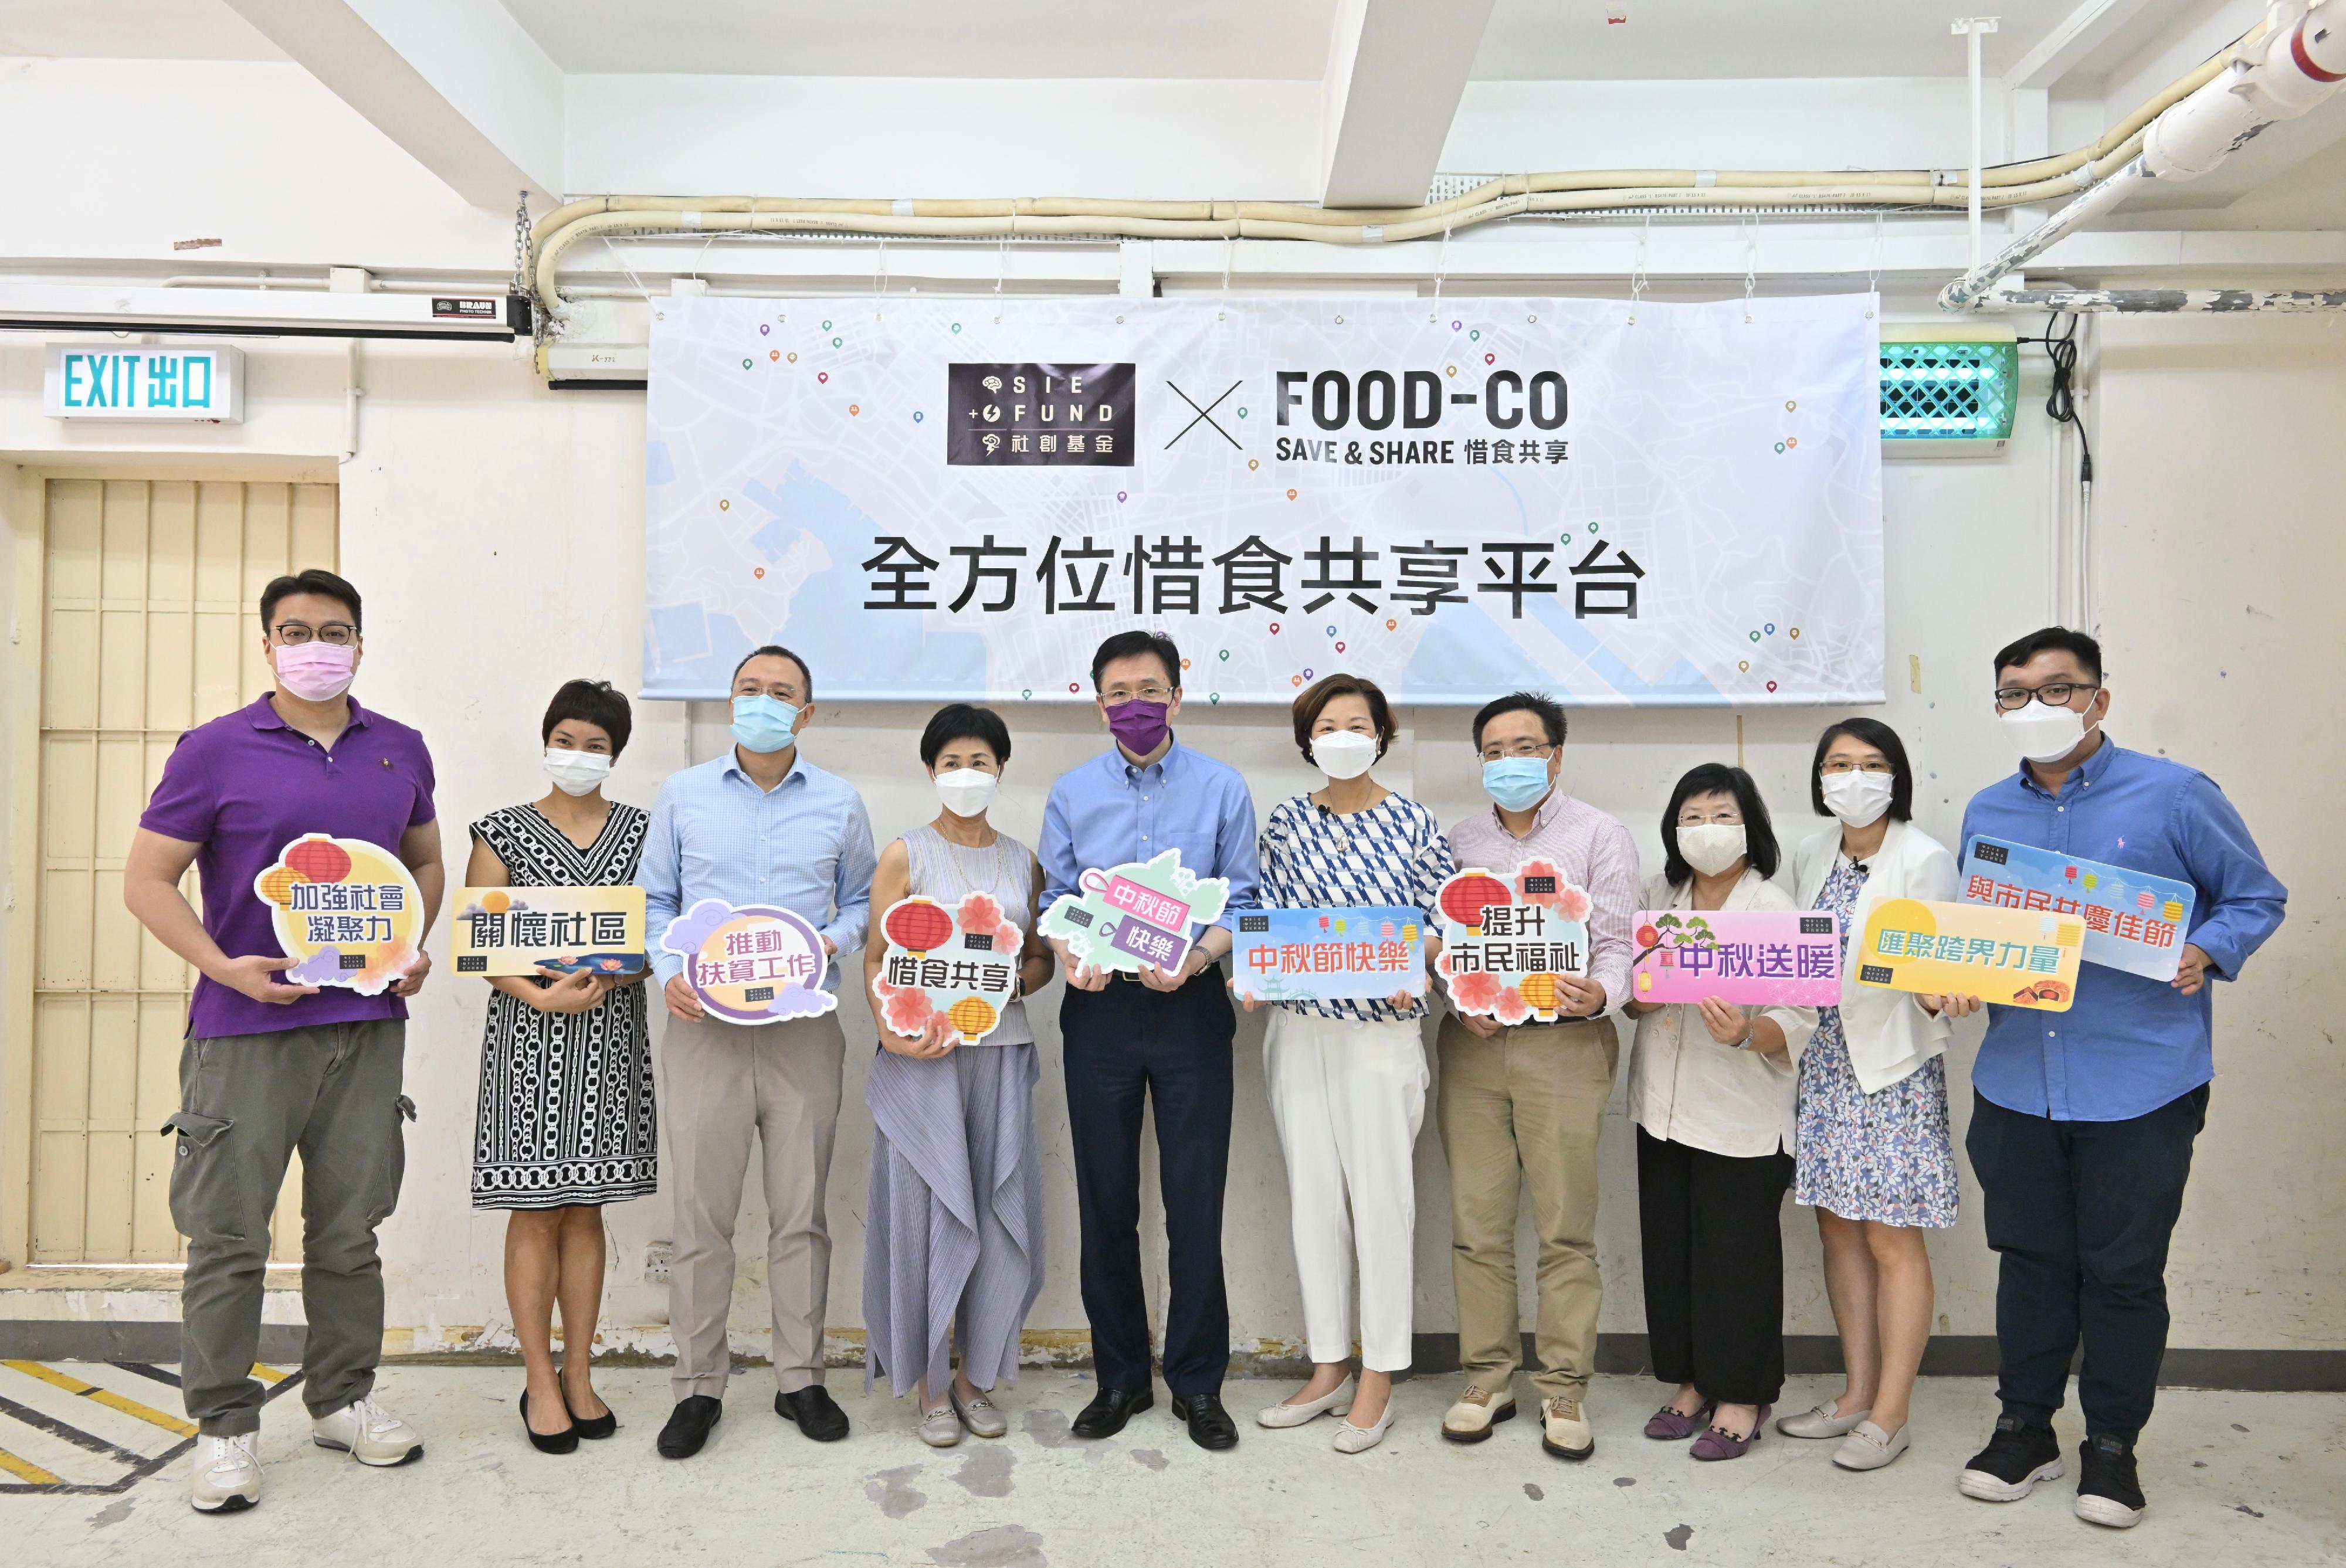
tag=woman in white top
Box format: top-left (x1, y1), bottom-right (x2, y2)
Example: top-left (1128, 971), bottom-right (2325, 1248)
top-left (1623, 765), bottom-right (1816, 1462)
top-left (1775, 718), bottom-right (1961, 1474)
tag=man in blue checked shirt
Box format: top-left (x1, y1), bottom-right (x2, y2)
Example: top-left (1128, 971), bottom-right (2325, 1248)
top-left (1040, 629), bottom-right (1260, 1452)
top-left (637, 644), bottom-right (877, 1461)
top-left (1938, 627), bottom-right (2284, 1531)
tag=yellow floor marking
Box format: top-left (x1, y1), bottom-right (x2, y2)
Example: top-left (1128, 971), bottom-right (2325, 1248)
top-left (250, 1363), bottom-right (286, 1384)
top-left (0, 1445), bottom-right (65, 1485)
top-left (1, 1361), bottom-right (196, 1437)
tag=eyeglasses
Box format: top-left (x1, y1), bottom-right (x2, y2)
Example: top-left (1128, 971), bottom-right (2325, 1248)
top-left (1479, 741), bottom-right (1556, 763)
top-left (272, 620), bottom-right (357, 646)
top-left (1994, 681), bottom-right (2099, 712)
top-left (1103, 684), bottom-right (1173, 705)
top-left (1818, 760), bottom-right (1896, 775)
top-left (1675, 812), bottom-right (1742, 827)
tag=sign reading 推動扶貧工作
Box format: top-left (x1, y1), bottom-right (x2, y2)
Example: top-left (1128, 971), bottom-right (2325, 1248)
top-left (643, 295), bottom-right (1883, 706)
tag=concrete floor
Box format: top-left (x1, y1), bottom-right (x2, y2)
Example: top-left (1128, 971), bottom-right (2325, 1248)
top-left (7, 1367), bottom-right (2341, 1567)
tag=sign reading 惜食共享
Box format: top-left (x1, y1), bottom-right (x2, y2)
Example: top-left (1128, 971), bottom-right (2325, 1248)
top-left (253, 834), bottom-right (425, 995)
top-left (1435, 863), bottom-right (1591, 1024)
top-left (1855, 897), bottom-right (2084, 1012)
top-left (661, 899), bottom-right (839, 1025)
top-left (874, 892), bottom-right (1025, 1044)
top-left (1961, 835), bottom-right (2196, 982)
top-left (1632, 908), bottom-right (1841, 1006)
top-left (643, 295), bottom-right (1883, 705)
top-left (1233, 905), bottom-right (1426, 1004)
top-left (453, 886), bottom-right (646, 978)
top-left (1038, 850), bottom-right (1231, 977)
top-left (45, 344), bottom-right (244, 422)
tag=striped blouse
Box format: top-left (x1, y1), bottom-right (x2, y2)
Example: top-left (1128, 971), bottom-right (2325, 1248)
top-left (1257, 790), bottom-right (1457, 1023)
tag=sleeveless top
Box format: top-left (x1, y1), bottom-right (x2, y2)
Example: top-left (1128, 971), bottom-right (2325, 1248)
top-left (901, 823), bottom-right (1037, 1047)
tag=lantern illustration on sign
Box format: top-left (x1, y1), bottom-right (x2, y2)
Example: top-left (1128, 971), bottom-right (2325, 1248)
top-left (2161, 899), bottom-right (2184, 922)
top-left (884, 898), bottom-right (955, 957)
top-left (2136, 890), bottom-right (2155, 911)
top-left (1439, 872), bottom-right (1511, 932)
top-left (948, 996), bottom-right (998, 1040)
top-left (259, 867), bottom-right (308, 907)
top-left (286, 836), bottom-right (352, 883)
top-left (1520, 972), bottom-right (1560, 1014)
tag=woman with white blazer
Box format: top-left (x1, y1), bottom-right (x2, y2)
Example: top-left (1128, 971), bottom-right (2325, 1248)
top-left (1776, 717), bottom-right (1961, 1474)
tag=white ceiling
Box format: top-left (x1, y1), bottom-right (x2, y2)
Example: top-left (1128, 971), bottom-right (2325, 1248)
top-left (0, 0), bottom-right (280, 58)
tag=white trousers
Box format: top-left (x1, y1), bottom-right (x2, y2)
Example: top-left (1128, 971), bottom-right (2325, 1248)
top-left (1263, 1009), bottom-right (1429, 1372)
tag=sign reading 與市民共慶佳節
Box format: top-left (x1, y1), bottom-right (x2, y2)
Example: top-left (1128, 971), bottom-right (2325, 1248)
top-left (45, 344), bottom-right (245, 423)
top-left (642, 295), bottom-right (1884, 706)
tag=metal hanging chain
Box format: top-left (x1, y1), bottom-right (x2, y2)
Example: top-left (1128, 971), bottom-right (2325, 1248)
top-left (1743, 211), bottom-right (1760, 324)
top-left (1629, 213), bottom-right (1650, 326)
top-left (1867, 212), bottom-right (1884, 317)
top-left (511, 191), bottom-right (531, 296)
top-left (874, 235), bottom-right (888, 315)
top-left (1429, 225), bottom-right (1452, 322)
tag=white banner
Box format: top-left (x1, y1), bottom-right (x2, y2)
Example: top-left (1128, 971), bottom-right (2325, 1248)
top-left (644, 294), bottom-right (1882, 705)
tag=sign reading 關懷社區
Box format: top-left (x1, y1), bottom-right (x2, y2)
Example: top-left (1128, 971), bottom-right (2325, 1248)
top-left (453, 886), bottom-right (646, 978)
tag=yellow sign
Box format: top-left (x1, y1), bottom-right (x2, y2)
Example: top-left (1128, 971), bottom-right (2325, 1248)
top-left (1855, 897), bottom-right (2084, 1012)
top-left (252, 834), bottom-right (425, 995)
top-left (453, 886), bottom-right (647, 978)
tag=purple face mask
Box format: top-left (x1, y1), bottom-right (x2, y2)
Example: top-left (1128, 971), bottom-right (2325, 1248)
top-left (1104, 698), bottom-right (1171, 756)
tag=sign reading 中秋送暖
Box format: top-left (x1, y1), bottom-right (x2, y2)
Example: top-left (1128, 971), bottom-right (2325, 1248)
top-left (1038, 850), bottom-right (1230, 976)
top-left (874, 892), bottom-right (1025, 1044)
top-left (660, 899), bottom-right (839, 1025)
top-left (1435, 863), bottom-right (1592, 1024)
top-left (253, 834), bottom-right (425, 995)
top-left (1854, 897), bottom-right (2084, 1012)
top-left (45, 344), bottom-right (244, 422)
top-left (643, 295), bottom-right (1884, 705)
top-left (1960, 835), bottom-right (2196, 982)
top-left (1232, 905), bottom-right (1426, 1003)
top-left (453, 886), bottom-right (646, 978)
top-left (1631, 908), bottom-right (1841, 1006)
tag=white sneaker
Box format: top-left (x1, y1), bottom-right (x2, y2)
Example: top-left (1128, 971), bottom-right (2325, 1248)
top-left (1257, 1376), bottom-right (1355, 1429)
top-left (190, 1433), bottom-right (262, 1513)
top-left (311, 1396), bottom-right (425, 1466)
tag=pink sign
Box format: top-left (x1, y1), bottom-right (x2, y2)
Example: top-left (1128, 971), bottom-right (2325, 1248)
top-left (1630, 908), bottom-right (1841, 1007)
top-left (1097, 873), bottom-right (1191, 934)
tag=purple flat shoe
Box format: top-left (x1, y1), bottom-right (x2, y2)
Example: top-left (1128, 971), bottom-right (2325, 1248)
top-left (1690, 1404), bottom-right (1772, 1462)
top-left (1644, 1403), bottom-right (1714, 1441)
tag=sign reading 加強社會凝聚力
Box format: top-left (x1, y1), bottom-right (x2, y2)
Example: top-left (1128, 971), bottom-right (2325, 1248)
top-left (1038, 850), bottom-right (1230, 978)
top-left (453, 886), bottom-right (646, 978)
top-left (1233, 906), bottom-right (1426, 1004)
top-left (1960, 835), bottom-right (2196, 982)
top-left (45, 344), bottom-right (243, 422)
top-left (1632, 908), bottom-right (1841, 1006)
top-left (1855, 897), bottom-right (2084, 1012)
top-left (253, 835), bottom-right (425, 995)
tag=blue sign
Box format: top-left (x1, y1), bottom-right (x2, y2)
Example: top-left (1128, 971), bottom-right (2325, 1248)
top-left (1232, 905), bottom-right (1426, 1004)
top-left (1961, 834), bottom-right (2196, 982)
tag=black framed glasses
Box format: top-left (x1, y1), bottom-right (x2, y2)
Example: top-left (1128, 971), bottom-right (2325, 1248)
top-left (1994, 681), bottom-right (2099, 712)
top-left (271, 620), bottom-right (357, 646)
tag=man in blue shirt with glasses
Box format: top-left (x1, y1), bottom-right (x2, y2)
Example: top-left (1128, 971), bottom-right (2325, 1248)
top-left (1942, 627), bottom-right (2284, 1531)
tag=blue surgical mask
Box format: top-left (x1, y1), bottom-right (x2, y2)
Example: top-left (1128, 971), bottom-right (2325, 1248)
top-left (1482, 756), bottom-right (1554, 813)
top-left (731, 693), bottom-right (800, 754)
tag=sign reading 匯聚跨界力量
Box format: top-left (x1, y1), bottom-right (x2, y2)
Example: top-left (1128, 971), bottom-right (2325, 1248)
top-left (1855, 897), bottom-right (2084, 1012)
top-left (1961, 835), bottom-right (2196, 983)
top-left (1232, 905), bottom-right (1426, 1004)
top-left (1038, 850), bottom-right (1230, 977)
top-left (453, 885), bottom-right (646, 978)
top-left (660, 899), bottom-right (839, 1025)
top-left (1435, 863), bottom-right (1591, 1024)
top-left (1631, 908), bottom-right (1841, 1006)
top-left (874, 892), bottom-right (1025, 1044)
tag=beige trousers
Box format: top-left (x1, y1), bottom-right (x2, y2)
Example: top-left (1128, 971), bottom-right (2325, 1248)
top-left (1436, 1013), bottom-right (1619, 1400)
top-left (663, 1010), bottom-right (846, 1400)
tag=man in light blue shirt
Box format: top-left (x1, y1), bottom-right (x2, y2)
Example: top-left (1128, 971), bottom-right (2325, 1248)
top-left (637, 644), bottom-right (877, 1460)
top-left (1945, 627), bottom-right (2284, 1530)
top-left (1040, 630), bottom-right (1259, 1451)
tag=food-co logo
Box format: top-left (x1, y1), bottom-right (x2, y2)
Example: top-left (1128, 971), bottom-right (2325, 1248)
top-left (1276, 368), bottom-right (1568, 433)
top-left (947, 362), bottom-right (1135, 467)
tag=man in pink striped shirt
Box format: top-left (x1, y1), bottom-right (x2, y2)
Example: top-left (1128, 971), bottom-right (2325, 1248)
top-left (1436, 691), bottom-right (1640, 1463)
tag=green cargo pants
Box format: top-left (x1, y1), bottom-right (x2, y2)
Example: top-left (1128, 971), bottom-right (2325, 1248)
top-left (164, 1020), bottom-right (412, 1436)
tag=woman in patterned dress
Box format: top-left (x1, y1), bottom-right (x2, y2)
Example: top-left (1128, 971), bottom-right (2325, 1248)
top-left (466, 680), bottom-right (655, 1454)
top-left (1245, 674), bottom-right (1455, 1454)
top-left (1779, 717), bottom-right (1962, 1473)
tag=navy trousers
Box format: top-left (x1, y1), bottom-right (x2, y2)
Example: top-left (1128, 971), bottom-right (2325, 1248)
top-left (1965, 1085), bottom-right (2207, 1443)
top-left (1060, 970), bottom-right (1236, 1397)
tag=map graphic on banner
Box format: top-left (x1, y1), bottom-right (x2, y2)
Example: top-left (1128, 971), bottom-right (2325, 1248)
top-left (874, 893), bottom-right (1024, 1044)
top-left (1434, 863), bottom-right (1591, 1024)
top-left (1632, 909), bottom-right (1841, 1006)
top-left (644, 296), bottom-right (1884, 705)
top-left (660, 900), bottom-right (838, 1025)
top-left (252, 834), bottom-right (424, 995)
top-left (1960, 835), bottom-right (2195, 982)
top-left (1038, 850), bottom-right (1230, 975)
top-left (1232, 905), bottom-right (1426, 1004)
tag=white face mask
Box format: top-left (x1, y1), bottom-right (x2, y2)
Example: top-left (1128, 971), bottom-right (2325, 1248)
top-left (1310, 731), bottom-right (1377, 780)
top-left (1677, 823), bottom-right (1748, 878)
top-left (2000, 702), bottom-right (2095, 765)
top-left (934, 767), bottom-right (998, 817)
top-left (543, 748), bottom-right (611, 797)
top-left (1820, 770), bottom-right (1894, 829)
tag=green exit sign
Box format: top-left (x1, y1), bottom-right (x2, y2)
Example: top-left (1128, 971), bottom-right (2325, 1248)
top-left (45, 344), bottom-right (245, 423)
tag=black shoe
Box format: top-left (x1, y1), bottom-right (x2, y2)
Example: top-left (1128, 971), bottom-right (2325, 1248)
top-left (563, 1389), bottom-right (618, 1441)
top-left (1070, 1385), bottom-right (1153, 1439)
top-left (520, 1390), bottom-right (579, 1455)
top-left (1956, 1413), bottom-right (2063, 1502)
top-left (656, 1396), bottom-right (722, 1459)
top-left (2074, 1434), bottom-right (2146, 1529)
top-left (1171, 1391), bottom-right (1240, 1451)
top-left (776, 1386), bottom-right (850, 1443)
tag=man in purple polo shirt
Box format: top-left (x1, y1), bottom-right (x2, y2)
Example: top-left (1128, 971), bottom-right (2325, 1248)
top-left (123, 568), bottom-right (445, 1515)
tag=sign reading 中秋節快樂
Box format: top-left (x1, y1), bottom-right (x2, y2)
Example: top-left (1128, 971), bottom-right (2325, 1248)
top-left (45, 344), bottom-right (243, 423)
top-left (661, 899), bottom-right (839, 1025)
top-left (1961, 835), bottom-right (2196, 983)
top-left (1855, 897), bottom-right (2084, 1012)
top-left (1038, 850), bottom-right (1230, 976)
top-left (1631, 909), bottom-right (1841, 1006)
top-left (253, 834), bottom-right (425, 995)
top-left (453, 886), bottom-right (646, 978)
top-left (1435, 863), bottom-right (1591, 1024)
top-left (642, 294), bottom-right (1884, 706)
top-left (1232, 906), bottom-right (1426, 1004)
top-left (874, 892), bottom-right (1025, 1044)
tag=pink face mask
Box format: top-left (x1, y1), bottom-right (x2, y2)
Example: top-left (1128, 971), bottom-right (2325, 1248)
top-left (273, 642), bottom-right (357, 702)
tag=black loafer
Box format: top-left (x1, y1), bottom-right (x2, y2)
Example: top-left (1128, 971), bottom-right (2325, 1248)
top-left (1070, 1385), bottom-right (1153, 1439)
top-left (520, 1390), bottom-right (579, 1455)
top-left (1171, 1391), bottom-right (1239, 1451)
top-left (656, 1396), bottom-right (722, 1459)
top-left (776, 1385), bottom-right (850, 1442)
top-left (564, 1392), bottom-right (618, 1441)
